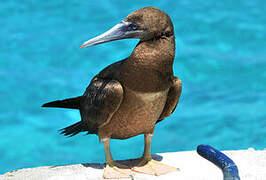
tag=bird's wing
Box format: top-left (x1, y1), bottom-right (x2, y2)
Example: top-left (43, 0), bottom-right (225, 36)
top-left (80, 77), bottom-right (124, 130)
top-left (156, 76), bottom-right (182, 123)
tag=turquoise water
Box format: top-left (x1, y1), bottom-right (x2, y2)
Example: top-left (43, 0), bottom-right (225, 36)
top-left (1, 0), bottom-right (266, 174)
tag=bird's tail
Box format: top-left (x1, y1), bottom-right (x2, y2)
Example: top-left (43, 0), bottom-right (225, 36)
top-left (42, 96), bottom-right (82, 109)
top-left (59, 121), bottom-right (90, 137)
top-left (42, 96), bottom-right (97, 136)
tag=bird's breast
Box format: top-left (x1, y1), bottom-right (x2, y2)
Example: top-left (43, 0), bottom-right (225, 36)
top-left (99, 87), bottom-right (169, 139)
top-left (134, 89), bottom-right (168, 103)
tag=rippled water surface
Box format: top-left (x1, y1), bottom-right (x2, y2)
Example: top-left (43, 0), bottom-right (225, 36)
top-left (0, 0), bottom-right (265, 173)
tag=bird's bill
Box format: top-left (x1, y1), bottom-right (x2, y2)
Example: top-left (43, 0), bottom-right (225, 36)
top-left (80, 21), bottom-right (145, 48)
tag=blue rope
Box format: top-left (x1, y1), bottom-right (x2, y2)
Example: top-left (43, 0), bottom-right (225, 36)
top-left (197, 144), bottom-right (240, 180)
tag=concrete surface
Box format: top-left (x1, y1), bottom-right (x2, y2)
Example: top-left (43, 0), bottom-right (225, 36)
top-left (1, 148), bottom-right (265, 180)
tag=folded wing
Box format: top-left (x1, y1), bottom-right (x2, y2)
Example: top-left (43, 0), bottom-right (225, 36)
top-left (42, 77), bottom-right (124, 136)
top-left (157, 76), bottom-right (182, 123)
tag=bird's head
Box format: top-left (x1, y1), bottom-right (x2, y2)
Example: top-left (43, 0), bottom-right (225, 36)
top-left (80, 7), bottom-right (174, 48)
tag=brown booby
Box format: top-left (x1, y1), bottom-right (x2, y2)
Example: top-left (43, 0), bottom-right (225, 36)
top-left (42, 7), bottom-right (182, 179)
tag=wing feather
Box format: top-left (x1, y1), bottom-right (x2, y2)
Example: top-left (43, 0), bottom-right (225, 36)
top-left (156, 76), bottom-right (182, 123)
top-left (80, 78), bottom-right (124, 130)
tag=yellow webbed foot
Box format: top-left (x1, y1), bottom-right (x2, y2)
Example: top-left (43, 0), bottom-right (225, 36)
top-left (103, 161), bottom-right (135, 179)
top-left (132, 159), bottom-right (179, 176)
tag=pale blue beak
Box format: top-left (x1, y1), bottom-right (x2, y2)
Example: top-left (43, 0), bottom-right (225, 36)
top-left (80, 21), bottom-right (145, 48)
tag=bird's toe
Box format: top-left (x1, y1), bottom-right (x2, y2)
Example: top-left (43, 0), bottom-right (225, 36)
top-left (103, 163), bottom-right (134, 179)
top-left (132, 159), bottom-right (179, 176)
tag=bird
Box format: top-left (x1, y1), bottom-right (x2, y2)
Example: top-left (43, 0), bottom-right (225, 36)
top-left (42, 7), bottom-right (182, 179)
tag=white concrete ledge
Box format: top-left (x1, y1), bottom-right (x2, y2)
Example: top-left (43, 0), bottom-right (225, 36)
top-left (1, 149), bottom-right (265, 180)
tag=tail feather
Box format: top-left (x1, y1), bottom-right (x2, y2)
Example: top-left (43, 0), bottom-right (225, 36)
top-left (42, 96), bottom-right (82, 109)
top-left (59, 121), bottom-right (88, 137)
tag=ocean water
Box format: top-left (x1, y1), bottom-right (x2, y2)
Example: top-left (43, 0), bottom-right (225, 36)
top-left (0, 0), bottom-right (265, 174)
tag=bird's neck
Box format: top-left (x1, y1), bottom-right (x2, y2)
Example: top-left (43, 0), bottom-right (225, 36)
top-left (129, 36), bottom-right (175, 76)
top-left (122, 36), bottom-right (175, 92)
top-left (130, 36), bottom-right (175, 70)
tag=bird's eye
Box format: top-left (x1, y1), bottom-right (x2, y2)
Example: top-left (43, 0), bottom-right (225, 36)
top-left (128, 23), bottom-right (138, 31)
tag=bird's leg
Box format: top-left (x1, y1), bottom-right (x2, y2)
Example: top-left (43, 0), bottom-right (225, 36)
top-left (102, 138), bottom-right (134, 179)
top-left (132, 134), bottom-right (179, 176)
top-left (142, 134), bottom-right (152, 162)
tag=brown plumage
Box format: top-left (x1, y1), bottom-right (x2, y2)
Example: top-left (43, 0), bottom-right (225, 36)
top-left (42, 7), bottom-right (182, 178)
